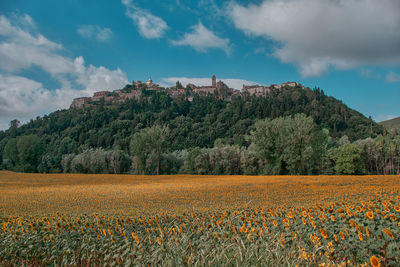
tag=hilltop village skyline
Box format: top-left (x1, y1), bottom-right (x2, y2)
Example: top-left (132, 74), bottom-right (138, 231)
top-left (71, 75), bottom-right (302, 108)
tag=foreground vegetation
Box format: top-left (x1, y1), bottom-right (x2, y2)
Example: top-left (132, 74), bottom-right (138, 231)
top-left (0, 172), bottom-right (399, 265)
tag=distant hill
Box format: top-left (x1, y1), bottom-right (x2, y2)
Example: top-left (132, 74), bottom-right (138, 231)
top-left (0, 84), bottom-right (383, 173)
top-left (379, 116), bottom-right (400, 130)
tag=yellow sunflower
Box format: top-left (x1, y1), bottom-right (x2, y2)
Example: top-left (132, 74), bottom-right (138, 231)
top-left (370, 255), bottom-right (380, 267)
top-left (366, 211), bottom-right (374, 219)
top-left (320, 228), bottom-right (328, 239)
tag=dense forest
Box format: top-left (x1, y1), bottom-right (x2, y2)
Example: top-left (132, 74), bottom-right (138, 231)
top-left (1, 84), bottom-right (398, 175)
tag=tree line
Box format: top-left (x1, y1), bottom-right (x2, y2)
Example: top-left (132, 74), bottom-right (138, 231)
top-left (1, 114), bottom-right (398, 175)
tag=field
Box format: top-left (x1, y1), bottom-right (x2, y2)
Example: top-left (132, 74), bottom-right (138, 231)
top-left (1, 171), bottom-right (399, 266)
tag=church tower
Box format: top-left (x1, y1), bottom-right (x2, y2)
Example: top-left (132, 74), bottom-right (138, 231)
top-left (212, 75), bottom-right (216, 87)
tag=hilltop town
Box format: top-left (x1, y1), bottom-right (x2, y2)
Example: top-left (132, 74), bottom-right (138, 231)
top-left (71, 75), bottom-right (302, 108)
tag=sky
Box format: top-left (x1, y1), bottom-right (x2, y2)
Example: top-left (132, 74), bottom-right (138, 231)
top-left (0, 0), bottom-right (400, 130)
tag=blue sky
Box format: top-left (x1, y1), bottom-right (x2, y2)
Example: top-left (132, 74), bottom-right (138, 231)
top-left (0, 0), bottom-right (399, 130)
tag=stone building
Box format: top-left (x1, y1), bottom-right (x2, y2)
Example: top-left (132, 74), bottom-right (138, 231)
top-left (132, 77), bottom-right (160, 91)
top-left (145, 77), bottom-right (160, 91)
top-left (169, 89), bottom-right (186, 99)
top-left (115, 89), bottom-right (142, 101)
top-left (242, 85), bottom-right (271, 96)
top-left (70, 75), bottom-right (304, 109)
top-left (71, 97), bottom-right (90, 108)
top-left (92, 91), bottom-right (111, 102)
top-left (192, 75), bottom-right (230, 95)
top-left (271, 81), bottom-right (300, 89)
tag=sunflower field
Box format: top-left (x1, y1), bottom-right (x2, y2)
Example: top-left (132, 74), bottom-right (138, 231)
top-left (0, 171), bottom-right (399, 266)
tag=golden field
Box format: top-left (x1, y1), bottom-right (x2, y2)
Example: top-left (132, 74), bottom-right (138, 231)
top-left (1, 171), bottom-right (399, 216)
top-left (1, 171), bottom-right (400, 266)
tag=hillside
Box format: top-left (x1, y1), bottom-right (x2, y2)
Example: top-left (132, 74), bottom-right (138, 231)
top-left (0, 84), bottom-right (384, 174)
top-left (379, 116), bottom-right (400, 131)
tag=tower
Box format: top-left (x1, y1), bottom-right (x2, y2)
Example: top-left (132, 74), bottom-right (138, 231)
top-left (146, 77), bottom-right (153, 86)
top-left (212, 75), bottom-right (216, 87)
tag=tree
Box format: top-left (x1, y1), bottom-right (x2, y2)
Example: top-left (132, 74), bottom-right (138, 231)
top-left (3, 138), bottom-right (18, 167)
top-left (2, 135), bottom-right (44, 172)
top-left (105, 150), bottom-right (131, 174)
top-left (130, 125), bottom-right (169, 174)
top-left (9, 119), bottom-right (20, 129)
top-left (16, 135), bottom-right (45, 172)
top-left (61, 154), bottom-right (75, 173)
top-left (330, 143), bottom-right (366, 175)
top-left (248, 114), bottom-right (330, 175)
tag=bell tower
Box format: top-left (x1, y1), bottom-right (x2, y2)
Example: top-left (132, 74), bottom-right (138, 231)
top-left (212, 75), bottom-right (216, 87)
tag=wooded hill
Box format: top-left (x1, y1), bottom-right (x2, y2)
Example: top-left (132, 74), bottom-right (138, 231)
top-left (379, 116), bottom-right (400, 131)
top-left (1, 84), bottom-right (392, 175)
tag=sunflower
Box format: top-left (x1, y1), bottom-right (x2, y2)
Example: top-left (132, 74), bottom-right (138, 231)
top-left (366, 210), bottom-right (374, 219)
top-left (349, 219), bottom-right (357, 228)
top-left (320, 228), bottom-right (328, 239)
top-left (370, 255), bottom-right (380, 267)
top-left (339, 231), bottom-right (345, 240)
top-left (365, 227), bottom-right (370, 237)
top-left (395, 205), bottom-right (400, 212)
top-left (311, 220), bottom-right (316, 229)
top-left (310, 233), bottom-right (315, 243)
top-left (131, 232), bottom-right (140, 244)
top-left (382, 228), bottom-right (394, 238)
top-left (358, 231), bottom-right (363, 241)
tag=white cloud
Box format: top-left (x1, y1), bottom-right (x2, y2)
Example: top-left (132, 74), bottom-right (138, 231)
top-left (161, 76), bottom-right (258, 90)
top-left (121, 0), bottom-right (168, 39)
top-left (0, 14), bottom-right (129, 130)
top-left (386, 72), bottom-right (400, 83)
top-left (360, 69), bottom-right (381, 80)
top-left (172, 22), bottom-right (231, 55)
top-left (74, 57), bottom-right (128, 94)
top-left (77, 25), bottom-right (113, 42)
top-left (228, 0), bottom-right (400, 77)
top-left (0, 74), bottom-right (76, 118)
top-left (96, 28), bottom-right (113, 42)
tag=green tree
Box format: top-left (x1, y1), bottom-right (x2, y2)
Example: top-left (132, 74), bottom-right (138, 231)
top-left (130, 125), bottom-right (169, 174)
top-left (16, 135), bottom-right (44, 172)
top-left (248, 114), bottom-right (329, 175)
top-left (3, 138), bottom-right (18, 168)
top-left (330, 143), bottom-right (366, 174)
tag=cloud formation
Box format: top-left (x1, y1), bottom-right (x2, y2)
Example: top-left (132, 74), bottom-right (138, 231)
top-left (77, 25), bottom-right (113, 42)
top-left (0, 14), bottom-right (128, 130)
top-left (122, 0), bottom-right (168, 39)
top-left (386, 72), bottom-right (400, 83)
top-left (359, 69), bottom-right (381, 80)
top-left (161, 76), bottom-right (258, 90)
top-left (228, 0), bottom-right (400, 76)
top-left (172, 22), bottom-right (231, 55)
